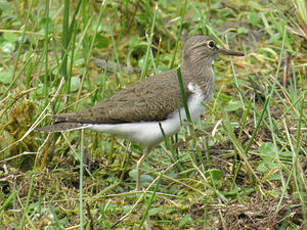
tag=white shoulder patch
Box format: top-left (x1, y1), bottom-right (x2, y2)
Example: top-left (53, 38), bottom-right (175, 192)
top-left (186, 82), bottom-right (205, 121)
top-left (188, 82), bottom-right (203, 97)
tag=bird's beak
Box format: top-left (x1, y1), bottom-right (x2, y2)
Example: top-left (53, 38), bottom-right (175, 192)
top-left (218, 47), bottom-right (244, 56)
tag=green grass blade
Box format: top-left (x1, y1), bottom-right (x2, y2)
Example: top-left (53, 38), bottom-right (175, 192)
top-left (61, 0), bottom-right (70, 81)
top-left (177, 67), bottom-right (191, 123)
top-left (80, 129), bottom-right (85, 230)
top-left (170, 0), bottom-right (187, 68)
top-left (140, 3), bottom-right (158, 79)
top-left (43, 0), bottom-right (50, 106)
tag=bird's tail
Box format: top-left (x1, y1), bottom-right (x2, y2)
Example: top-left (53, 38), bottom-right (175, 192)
top-left (36, 122), bottom-right (91, 133)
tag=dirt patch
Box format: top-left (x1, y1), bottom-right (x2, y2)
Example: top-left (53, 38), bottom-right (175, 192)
top-left (217, 196), bottom-right (303, 230)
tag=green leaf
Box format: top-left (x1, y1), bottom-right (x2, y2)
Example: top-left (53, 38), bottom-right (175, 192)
top-left (3, 32), bottom-right (19, 42)
top-left (223, 186), bottom-right (241, 197)
top-left (0, 68), bottom-right (13, 84)
top-left (204, 168), bottom-right (223, 183)
top-left (249, 1), bottom-right (262, 10)
top-left (128, 169), bottom-right (153, 185)
top-left (257, 142), bottom-right (281, 175)
top-left (218, 93), bottom-right (232, 102)
top-left (256, 162), bottom-right (268, 172)
top-left (39, 17), bottom-right (55, 34)
top-left (1, 41), bottom-right (16, 53)
top-left (0, 1), bottom-right (12, 14)
top-left (178, 214), bottom-right (192, 227)
top-left (237, 27), bottom-right (249, 35)
top-left (259, 142), bottom-right (278, 160)
top-left (148, 207), bottom-right (163, 216)
top-left (268, 33), bottom-right (281, 43)
top-left (269, 174), bottom-right (281, 181)
top-left (140, 174), bottom-right (153, 185)
top-left (128, 36), bottom-right (141, 49)
top-left (95, 34), bottom-right (109, 48)
top-left (267, 190), bottom-right (279, 198)
top-left (70, 76), bottom-right (81, 92)
top-left (247, 12), bottom-right (260, 27)
top-left (224, 100), bottom-right (243, 112)
top-left (128, 168), bottom-right (137, 179)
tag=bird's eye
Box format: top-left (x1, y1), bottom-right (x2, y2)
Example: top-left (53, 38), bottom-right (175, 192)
top-left (208, 40), bottom-right (215, 48)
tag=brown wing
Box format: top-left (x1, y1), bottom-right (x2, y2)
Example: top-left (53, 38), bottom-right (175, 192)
top-left (53, 69), bottom-right (192, 124)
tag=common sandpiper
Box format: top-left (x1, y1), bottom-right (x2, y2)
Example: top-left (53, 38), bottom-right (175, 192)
top-left (38, 35), bottom-right (244, 189)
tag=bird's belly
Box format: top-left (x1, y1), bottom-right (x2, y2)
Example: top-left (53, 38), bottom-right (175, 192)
top-left (88, 120), bottom-right (179, 147)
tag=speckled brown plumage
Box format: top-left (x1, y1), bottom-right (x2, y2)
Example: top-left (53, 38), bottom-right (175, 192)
top-left (53, 69), bottom-right (191, 124)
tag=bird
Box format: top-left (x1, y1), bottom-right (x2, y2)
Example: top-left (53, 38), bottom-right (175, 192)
top-left (38, 35), bottom-right (244, 189)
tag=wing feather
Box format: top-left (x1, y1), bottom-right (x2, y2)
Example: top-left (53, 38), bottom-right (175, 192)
top-left (53, 69), bottom-right (192, 124)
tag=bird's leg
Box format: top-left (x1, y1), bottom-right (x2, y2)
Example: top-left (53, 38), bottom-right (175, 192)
top-left (136, 147), bottom-right (152, 190)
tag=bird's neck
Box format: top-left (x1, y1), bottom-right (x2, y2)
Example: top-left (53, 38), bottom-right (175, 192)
top-left (181, 56), bottom-right (214, 81)
top-left (181, 56), bottom-right (215, 103)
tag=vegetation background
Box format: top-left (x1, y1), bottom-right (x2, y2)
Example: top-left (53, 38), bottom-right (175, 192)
top-left (0, 0), bottom-right (306, 229)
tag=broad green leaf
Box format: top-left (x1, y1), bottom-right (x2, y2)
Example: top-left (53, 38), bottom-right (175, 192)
top-left (205, 168), bottom-right (223, 183)
top-left (3, 32), bottom-right (19, 42)
top-left (95, 34), bottom-right (109, 48)
top-left (70, 76), bottom-right (81, 92)
top-left (0, 68), bottom-right (13, 84)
